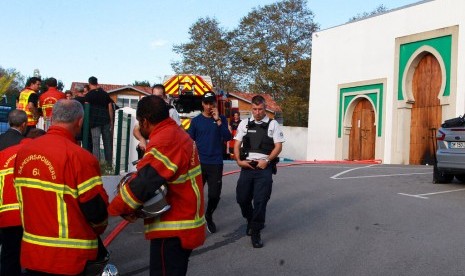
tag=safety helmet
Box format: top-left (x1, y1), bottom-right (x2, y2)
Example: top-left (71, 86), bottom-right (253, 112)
top-left (101, 264), bottom-right (119, 276)
top-left (117, 172), bottom-right (171, 219)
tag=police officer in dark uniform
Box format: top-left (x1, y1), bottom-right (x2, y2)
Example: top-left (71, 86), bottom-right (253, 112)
top-left (233, 95), bottom-right (285, 248)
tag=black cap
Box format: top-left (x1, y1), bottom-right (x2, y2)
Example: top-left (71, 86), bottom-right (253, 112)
top-left (202, 91), bottom-right (216, 103)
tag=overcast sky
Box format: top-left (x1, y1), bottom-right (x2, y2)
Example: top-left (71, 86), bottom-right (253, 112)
top-left (1, 0), bottom-right (418, 89)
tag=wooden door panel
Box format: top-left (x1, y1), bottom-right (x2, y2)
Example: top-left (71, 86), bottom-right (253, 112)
top-left (349, 99), bottom-right (375, 160)
top-left (409, 53), bottom-right (442, 165)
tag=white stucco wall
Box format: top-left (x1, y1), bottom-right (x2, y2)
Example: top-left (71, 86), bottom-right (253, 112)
top-left (307, 0), bottom-right (465, 163)
top-left (280, 126), bottom-right (307, 161)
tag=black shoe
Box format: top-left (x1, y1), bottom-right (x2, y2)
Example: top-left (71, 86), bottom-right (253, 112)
top-left (206, 216), bottom-right (216, 233)
top-left (251, 232), bottom-right (263, 248)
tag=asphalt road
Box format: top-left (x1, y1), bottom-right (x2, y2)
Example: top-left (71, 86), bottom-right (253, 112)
top-left (103, 162), bottom-right (465, 276)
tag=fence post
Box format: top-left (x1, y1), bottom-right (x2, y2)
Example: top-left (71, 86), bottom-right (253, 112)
top-left (114, 110), bottom-right (123, 175)
top-left (124, 114), bottom-right (132, 172)
top-left (82, 103), bottom-right (90, 150)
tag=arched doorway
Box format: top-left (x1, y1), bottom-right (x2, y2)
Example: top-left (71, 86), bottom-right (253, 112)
top-left (349, 98), bottom-right (375, 160)
top-left (409, 53), bottom-right (442, 165)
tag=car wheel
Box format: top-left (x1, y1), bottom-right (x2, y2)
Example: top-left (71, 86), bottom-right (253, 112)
top-left (455, 174), bottom-right (465, 183)
top-left (433, 164), bottom-right (454, 184)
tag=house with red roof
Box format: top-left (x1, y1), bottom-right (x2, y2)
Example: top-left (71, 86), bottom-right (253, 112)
top-left (227, 91), bottom-right (283, 124)
top-left (70, 82), bottom-right (283, 123)
top-left (70, 82), bottom-right (152, 109)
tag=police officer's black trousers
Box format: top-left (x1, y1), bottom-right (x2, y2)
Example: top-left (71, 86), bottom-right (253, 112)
top-left (150, 237), bottom-right (192, 276)
top-left (0, 226), bottom-right (23, 276)
top-left (236, 166), bottom-right (273, 231)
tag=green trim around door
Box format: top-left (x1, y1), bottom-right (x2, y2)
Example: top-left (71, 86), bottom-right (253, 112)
top-left (338, 83), bottom-right (383, 138)
top-left (398, 35), bottom-right (451, 100)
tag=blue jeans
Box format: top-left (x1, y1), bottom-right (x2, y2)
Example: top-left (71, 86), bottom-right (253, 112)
top-left (236, 165), bottom-right (273, 231)
top-left (90, 124), bottom-right (112, 163)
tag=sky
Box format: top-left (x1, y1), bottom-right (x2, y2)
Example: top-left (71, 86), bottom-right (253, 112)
top-left (1, 0), bottom-right (419, 90)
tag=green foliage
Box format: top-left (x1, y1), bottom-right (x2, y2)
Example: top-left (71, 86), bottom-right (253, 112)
top-left (0, 74), bottom-right (16, 98)
top-left (133, 80), bottom-right (151, 87)
top-left (279, 95), bottom-right (308, 127)
top-left (172, 17), bottom-right (237, 92)
top-left (172, 0), bottom-right (317, 127)
top-left (348, 4), bottom-right (388, 23)
top-left (0, 67), bottom-right (24, 100)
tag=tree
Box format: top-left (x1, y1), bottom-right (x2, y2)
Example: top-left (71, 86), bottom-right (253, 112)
top-left (171, 0), bottom-right (317, 126)
top-left (229, 0), bottom-right (317, 126)
top-left (172, 17), bottom-right (237, 92)
top-left (0, 67), bottom-right (24, 105)
top-left (348, 4), bottom-right (388, 23)
top-left (133, 80), bottom-right (151, 87)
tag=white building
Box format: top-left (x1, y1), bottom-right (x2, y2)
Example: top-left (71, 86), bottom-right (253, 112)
top-left (307, 0), bottom-right (465, 164)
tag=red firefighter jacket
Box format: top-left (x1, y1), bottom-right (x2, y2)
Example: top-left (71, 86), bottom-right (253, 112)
top-left (17, 89), bottom-right (38, 126)
top-left (0, 139), bottom-right (31, 228)
top-left (14, 126), bottom-right (109, 275)
top-left (38, 87), bottom-right (66, 118)
top-left (109, 118), bottom-right (205, 249)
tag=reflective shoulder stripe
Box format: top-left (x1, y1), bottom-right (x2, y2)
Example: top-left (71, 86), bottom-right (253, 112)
top-left (15, 177), bottom-right (78, 198)
top-left (23, 231), bottom-right (98, 249)
top-left (0, 168), bottom-right (13, 176)
top-left (145, 216), bottom-right (205, 232)
top-left (77, 176), bottom-right (102, 195)
top-left (121, 182), bottom-right (141, 210)
top-left (147, 148), bottom-right (178, 173)
top-left (170, 165), bottom-right (201, 184)
top-left (0, 203), bottom-right (20, 213)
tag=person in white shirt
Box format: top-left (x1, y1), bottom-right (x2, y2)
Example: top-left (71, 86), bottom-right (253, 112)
top-left (233, 95), bottom-right (285, 248)
top-left (133, 84), bottom-right (181, 158)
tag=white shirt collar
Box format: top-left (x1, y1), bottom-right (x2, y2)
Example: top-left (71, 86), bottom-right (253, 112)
top-left (250, 115), bottom-right (270, 124)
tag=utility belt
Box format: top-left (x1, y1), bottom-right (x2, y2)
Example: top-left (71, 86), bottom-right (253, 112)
top-left (240, 149), bottom-right (279, 174)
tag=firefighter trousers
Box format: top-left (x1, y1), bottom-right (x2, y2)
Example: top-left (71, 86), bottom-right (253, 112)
top-left (150, 237), bottom-right (192, 276)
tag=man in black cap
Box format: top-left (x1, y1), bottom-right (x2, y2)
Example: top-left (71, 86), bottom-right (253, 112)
top-left (188, 91), bottom-right (231, 233)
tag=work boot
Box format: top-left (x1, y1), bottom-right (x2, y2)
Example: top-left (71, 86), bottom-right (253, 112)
top-left (251, 230), bottom-right (263, 248)
top-left (205, 214), bottom-right (216, 233)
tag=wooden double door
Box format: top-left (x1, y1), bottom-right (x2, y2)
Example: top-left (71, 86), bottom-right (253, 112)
top-left (409, 53), bottom-right (442, 165)
top-left (349, 99), bottom-right (375, 161)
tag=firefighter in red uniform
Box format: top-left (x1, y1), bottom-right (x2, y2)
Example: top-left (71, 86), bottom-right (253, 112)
top-left (16, 77), bottom-right (41, 135)
top-left (14, 99), bottom-right (109, 275)
top-left (0, 129), bottom-right (45, 276)
top-left (109, 95), bottom-right (205, 276)
top-left (38, 77), bottom-right (65, 131)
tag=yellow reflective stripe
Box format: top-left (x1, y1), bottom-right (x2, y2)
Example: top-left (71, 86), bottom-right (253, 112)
top-left (15, 178), bottom-right (78, 198)
top-left (171, 165), bottom-right (201, 184)
top-left (57, 194), bottom-right (68, 238)
top-left (77, 176), bottom-right (102, 195)
top-left (41, 103), bottom-right (54, 108)
top-left (15, 183), bottom-right (25, 226)
top-left (0, 168), bottom-right (13, 176)
top-left (0, 203), bottom-right (20, 213)
top-left (0, 175), bottom-right (4, 205)
top-left (148, 148), bottom-right (178, 173)
top-left (191, 177), bottom-right (202, 219)
top-left (145, 216), bottom-right (205, 232)
top-left (121, 182), bottom-right (141, 210)
top-left (23, 231), bottom-right (98, 249)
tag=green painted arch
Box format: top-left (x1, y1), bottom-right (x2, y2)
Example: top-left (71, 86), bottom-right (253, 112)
top-left (398, 35), bottom-right (451, 101)
top-left (338, 83), bottom-right (383, 138)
